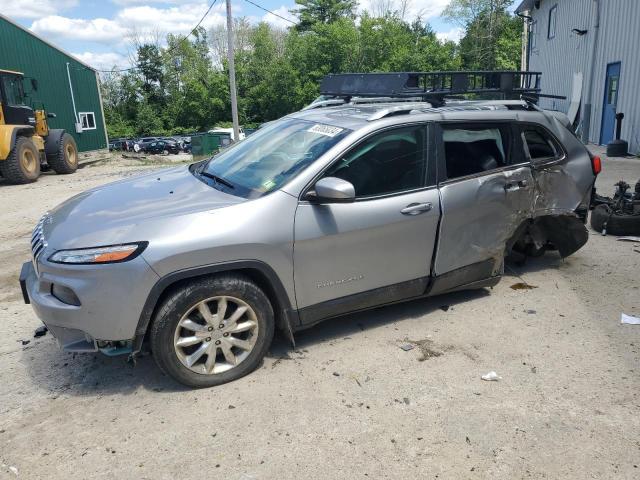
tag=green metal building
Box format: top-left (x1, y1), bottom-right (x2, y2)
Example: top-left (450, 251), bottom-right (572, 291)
top-left (0, 14), bottom-right (108, 152)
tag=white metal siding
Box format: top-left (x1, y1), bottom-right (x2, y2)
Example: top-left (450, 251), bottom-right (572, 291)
top-left (527, 0), bottom-right (640, 154)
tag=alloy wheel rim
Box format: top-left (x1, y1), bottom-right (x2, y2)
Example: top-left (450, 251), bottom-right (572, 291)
top-left (173, 296), bottom-right (259, 375)
top-left (21, 148), bottom-right (37, 174)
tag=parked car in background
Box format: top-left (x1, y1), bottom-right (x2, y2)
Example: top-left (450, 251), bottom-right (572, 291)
top-left (143, 139), bottom-right (180, 155)
top-left (133, 137), bottom-right (158, 153)
top-left (20, 72), bottom-right (599, 388)
top-left (108, 139), bottom-right (125, 151)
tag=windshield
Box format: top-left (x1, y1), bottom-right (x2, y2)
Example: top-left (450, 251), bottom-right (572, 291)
top-left (197, 118), bottom-right (351, 198)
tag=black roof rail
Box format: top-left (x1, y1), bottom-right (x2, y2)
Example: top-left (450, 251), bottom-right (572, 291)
top-left (320, 71), bottom-right (559, 106)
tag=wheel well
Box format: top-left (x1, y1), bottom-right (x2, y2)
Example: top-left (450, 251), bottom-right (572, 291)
top-left (136, 266), bottom-right (293, 352)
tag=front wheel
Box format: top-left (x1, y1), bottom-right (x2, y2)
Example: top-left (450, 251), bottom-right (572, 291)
top-left (0, 136), bottom-right (41, 184)
top-left (150, 275), bottom-right (274, 388)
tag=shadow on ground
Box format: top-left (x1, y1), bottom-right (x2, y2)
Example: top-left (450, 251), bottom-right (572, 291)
top-left (21, 287), bottom-right (489, 396)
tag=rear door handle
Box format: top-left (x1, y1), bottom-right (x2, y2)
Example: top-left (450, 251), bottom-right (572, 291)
top-left (401, 202), bottom-right (432, 215)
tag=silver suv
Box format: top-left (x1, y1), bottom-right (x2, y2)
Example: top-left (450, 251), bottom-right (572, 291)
top-left (20, 73), bottom-right (600, 387)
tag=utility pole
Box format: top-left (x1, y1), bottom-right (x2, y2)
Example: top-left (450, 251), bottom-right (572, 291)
top-left (226, 0), bottom-right (240, 142)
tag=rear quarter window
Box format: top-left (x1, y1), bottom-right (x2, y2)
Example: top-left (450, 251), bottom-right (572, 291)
top-left (521, 127), bottom-right (563, 162)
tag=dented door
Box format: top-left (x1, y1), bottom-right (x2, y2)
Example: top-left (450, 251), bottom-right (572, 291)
top-left (432, 122), bottom-right (535, 278)
top-left (434, 166), bottom-right (534, 276)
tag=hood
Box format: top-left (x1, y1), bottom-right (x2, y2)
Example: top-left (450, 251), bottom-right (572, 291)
top-left (44, 165), bottom-right (244, 249)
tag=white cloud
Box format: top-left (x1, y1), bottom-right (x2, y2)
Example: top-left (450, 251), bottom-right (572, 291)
top-left (31, 15), bottom-right (127, 43)
top-left (27, 1), bottom-right (235, 46)
top-left (1, 0), bottom-right (77, 20)
top-left (436, 26), bottom-right (464, 43)
top-left (115, 2), bottom-right (228, 34)
top-left (260, 6), bottom-right (297, 29)
top-left (73, 51), bottom-right (130, 70)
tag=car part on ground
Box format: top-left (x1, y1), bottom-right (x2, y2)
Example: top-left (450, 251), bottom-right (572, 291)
top-left (21, 71), bottom-right (598, 387)
top-left (590, 179), bottom-right (640, 235)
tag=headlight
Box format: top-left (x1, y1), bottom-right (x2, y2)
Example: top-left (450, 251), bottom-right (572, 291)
top-left (48, 242), bottom-right (148, 265)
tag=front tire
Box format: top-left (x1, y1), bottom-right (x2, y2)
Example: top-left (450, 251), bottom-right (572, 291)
top-left (0, 136), bottom-right (40, 184)
top-left (150, 275), bottom-right (274, 388)
top-left (47, 133), bottom-right (78, 174)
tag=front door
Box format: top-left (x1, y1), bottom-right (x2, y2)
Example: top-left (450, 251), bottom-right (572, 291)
top-left (433, 123), bottom-right (534, 285)
top-left (293, 124), bottom-right (440, 323)
top-left (600, 62), bottom-right (621, 145)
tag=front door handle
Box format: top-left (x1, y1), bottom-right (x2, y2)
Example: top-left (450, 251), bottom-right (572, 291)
top-left (401, 202), bottom-right (432, 215)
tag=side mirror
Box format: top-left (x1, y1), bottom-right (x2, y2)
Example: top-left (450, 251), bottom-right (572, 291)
top-left (306, 177), bottom-right (355, 203)
top-left (31, 79), bottom-right (38, 91)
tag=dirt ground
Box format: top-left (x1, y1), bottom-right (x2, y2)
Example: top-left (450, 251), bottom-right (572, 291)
top-left (1, 148), bottom-right (639, 479)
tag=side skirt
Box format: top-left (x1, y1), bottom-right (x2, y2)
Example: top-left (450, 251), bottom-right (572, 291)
top-left (295, 261), bottom-right (501, 331)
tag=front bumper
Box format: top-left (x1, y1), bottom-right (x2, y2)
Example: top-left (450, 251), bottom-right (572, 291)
top-left (20, 255), bottom-right (159, 352)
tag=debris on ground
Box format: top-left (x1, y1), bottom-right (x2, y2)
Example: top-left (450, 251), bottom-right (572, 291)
top-left (408, 338), bottom-right (449, 361)
top-left (621, 313), bottom-right (640, 325)
top-left (440, 305), bottom-right (450, 312)
top-left (399, 343), bottom-right (415, 351)
top-left (510, 282), bottom-right (538, 290)
top-left (525, 309), bottom-right (537, 314)
top-left (20, 339), bottom-right (30, 345)
top-left (332, 372), bottom-right (340, 377)
top-left (481, 371), bottom-right (501, 381)
top-left (33, 325), bottom-right (48, 338)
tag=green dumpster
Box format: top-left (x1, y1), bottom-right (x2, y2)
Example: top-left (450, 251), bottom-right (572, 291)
top-left (191, 132), bottom-right (232, 160)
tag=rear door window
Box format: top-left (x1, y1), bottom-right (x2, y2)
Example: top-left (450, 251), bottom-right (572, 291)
top-left (441, 124), bottom-right (510, 180)
top-left (521, 127), bottom-right (562, 162)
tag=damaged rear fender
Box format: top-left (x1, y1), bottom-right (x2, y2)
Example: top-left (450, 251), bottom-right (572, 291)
top-left (508, 214), bottom-right (589, 258)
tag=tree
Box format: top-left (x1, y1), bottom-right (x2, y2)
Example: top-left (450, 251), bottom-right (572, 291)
top-left (292, 0), bottom-right (358, 31)
top-left (100, 5), bottom-right (522, 136)
top-left (443, 0), bottom-right (519, 70)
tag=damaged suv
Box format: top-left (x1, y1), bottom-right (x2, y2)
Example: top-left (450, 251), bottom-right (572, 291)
top-left (20, 72), bottom-right (600, 387)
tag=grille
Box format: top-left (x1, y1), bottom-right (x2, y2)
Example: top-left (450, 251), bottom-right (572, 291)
top-left (31, 215), bottom-right (48, 274)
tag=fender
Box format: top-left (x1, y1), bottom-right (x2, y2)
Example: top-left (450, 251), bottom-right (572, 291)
top-left (44, 128), bottom-right (66, 157)
top-left (132, 260), bottom-right (298, 353)
top-left (0, 124), bottom-right (34, 160)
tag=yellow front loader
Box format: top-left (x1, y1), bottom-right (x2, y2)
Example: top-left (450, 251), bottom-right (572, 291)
top-left (0, 69), bottom-right (78, 184)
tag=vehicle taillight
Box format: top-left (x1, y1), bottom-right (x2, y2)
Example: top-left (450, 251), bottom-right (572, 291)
top-left (591, 155), bottom-right (601, 175)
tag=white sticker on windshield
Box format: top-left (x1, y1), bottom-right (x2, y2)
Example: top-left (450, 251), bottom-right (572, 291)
top-left (308, 124), bottom-right (343, 137)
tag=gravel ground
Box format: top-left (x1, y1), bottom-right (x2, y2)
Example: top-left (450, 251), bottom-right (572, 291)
top-left (0, 148), bottom-right (639, 479)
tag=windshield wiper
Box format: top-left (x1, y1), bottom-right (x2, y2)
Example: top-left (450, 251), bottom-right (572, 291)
top-left (198, 169), bottom-right (235, 189)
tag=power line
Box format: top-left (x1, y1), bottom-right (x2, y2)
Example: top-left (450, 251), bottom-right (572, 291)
top-left (243, 0), bottom-right (298, 25)
top-left (95, 0), bottom-right (219, 73)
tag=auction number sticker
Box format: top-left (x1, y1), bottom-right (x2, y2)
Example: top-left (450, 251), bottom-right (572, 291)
top-left (308, 124), bottom-right (343, 137)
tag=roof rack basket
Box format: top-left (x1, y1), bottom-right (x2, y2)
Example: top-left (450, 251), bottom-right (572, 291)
top-left (320, 71), bottom-right (544, 105)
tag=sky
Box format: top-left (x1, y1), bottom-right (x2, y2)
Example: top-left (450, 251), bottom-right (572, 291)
top-left (0, 0), bottom-right (470, 71)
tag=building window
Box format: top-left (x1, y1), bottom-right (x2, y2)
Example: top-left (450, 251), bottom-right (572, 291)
top-left (530, 20), bottom-right (537, 49)
top-left (79, 112), bottom-right (96, 131)
top-left (548, 5), bottom-right (557, 39)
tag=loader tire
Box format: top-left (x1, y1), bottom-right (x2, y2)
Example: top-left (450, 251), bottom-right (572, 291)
top-left (0, 136), bottom-right (40, 184)
top-left (47, 133), bottom-right (78, 174)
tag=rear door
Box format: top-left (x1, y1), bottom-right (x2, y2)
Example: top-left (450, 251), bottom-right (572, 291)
top-left (432, 122), bottom-right (534, 289)
top-left (293, 123), bottom-right (440, 323)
